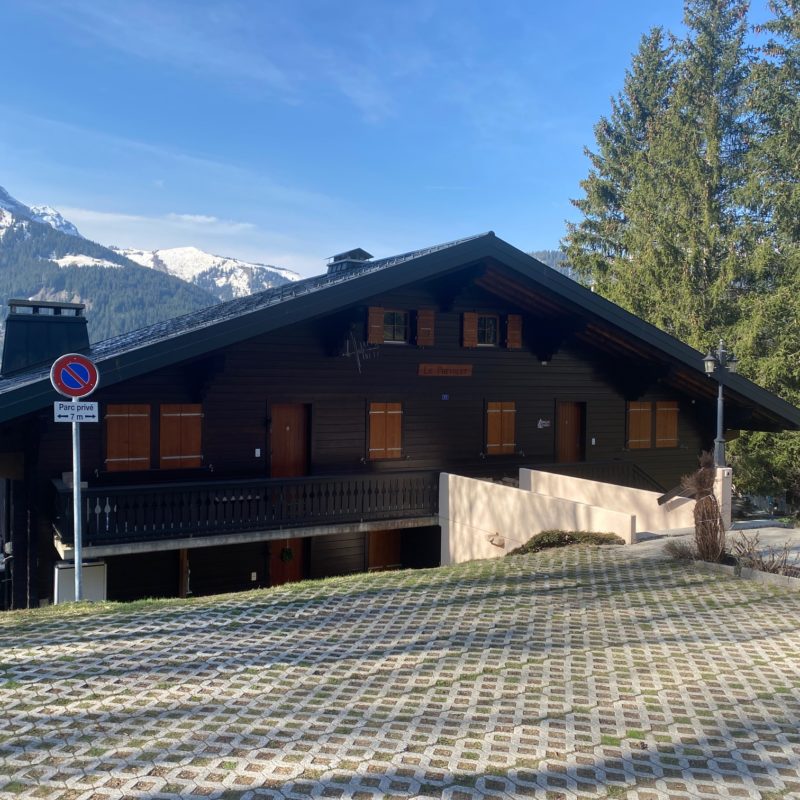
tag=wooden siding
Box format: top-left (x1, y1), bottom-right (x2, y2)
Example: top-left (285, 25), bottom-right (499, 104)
top-left (309, 530), bottom-right (365, 579)
top-left (31, 280), bottom-right (710, 492)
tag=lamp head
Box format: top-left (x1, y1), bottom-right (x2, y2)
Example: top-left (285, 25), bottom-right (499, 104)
top-left (703, 351), bottom-right (717, 375)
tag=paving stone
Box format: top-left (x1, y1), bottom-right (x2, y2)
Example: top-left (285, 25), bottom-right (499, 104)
top-left (1, 545), bottom-right (799, 798)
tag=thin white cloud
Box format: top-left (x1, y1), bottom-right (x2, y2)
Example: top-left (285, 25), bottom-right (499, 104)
top-left (34, 1), bottom-right (294, 96)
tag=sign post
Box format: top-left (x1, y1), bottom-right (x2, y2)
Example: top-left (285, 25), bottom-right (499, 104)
top-left (50, 353), bottom-right (99, 602)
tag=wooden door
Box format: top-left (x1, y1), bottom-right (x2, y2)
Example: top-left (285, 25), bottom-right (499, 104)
top-left (270, 537), bottom-right (305, 586)
top-left (368, 529), bottom-right (403, 572)
top-left (270, 404), bottom-right (309, 477)
top-left (556, 402), bottom-right (586, 463)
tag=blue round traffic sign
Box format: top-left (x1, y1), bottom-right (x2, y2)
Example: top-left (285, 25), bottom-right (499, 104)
top-left (50, 353), bottom-right (100, 398)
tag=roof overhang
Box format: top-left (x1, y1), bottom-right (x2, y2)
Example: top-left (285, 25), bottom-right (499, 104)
top-left (1, 232), bottom-right (798, 432)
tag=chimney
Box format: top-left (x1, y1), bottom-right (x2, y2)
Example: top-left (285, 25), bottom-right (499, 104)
top-left (1, 299), bottom-right (90, 376)
top-left (326, 248), bottom-right (373, 275)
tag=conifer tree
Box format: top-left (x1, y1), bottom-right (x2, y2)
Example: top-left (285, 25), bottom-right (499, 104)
top-left (563, 28), bottom-right (676, 286)
top-left (728, 0), bottom-right (800, 497)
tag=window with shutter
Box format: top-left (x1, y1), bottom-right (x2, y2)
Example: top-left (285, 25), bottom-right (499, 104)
top-left (367, 306), bottom-right (385, 344)
top-left (462, 312), bottom-right (478, 348)
top-left (506, 314), bottom-right (522, 349)
top-left (416, 309), bottom-right (435, 347)
top-left (626, 401), bottom-right (653, 449)
top-left (368, 402), bottom-right (403, 460)
top-left (160, 404), bottom-right (203, 468)
top-left (105, 404), bottom-right (151, 471)
top-left (486, 401), bottom-right (516, 455)
top-left (655, 401), bottom-right (679, 448)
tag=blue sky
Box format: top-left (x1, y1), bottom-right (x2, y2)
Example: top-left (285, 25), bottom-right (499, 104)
top-left (1, 0), bottom-right (772, 276)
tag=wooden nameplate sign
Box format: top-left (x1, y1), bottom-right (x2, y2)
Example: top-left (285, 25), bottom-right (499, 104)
top-left (418, 364), bottom-right (473, 377)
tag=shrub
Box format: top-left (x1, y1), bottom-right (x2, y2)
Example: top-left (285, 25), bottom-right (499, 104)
top-left (664, 539), bottom-right (697, 561)
top-left (731, 533), bottom-right (800, 577)
top-left (508, 530), bottom-right (624, 556)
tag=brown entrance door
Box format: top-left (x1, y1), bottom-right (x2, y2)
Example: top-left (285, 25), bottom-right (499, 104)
top-left (556, 401), bottom-right (586, 463)
top-left (270, 404), bottom-right (309, 477)
top-left (270, 537), bottom-right (305, 586)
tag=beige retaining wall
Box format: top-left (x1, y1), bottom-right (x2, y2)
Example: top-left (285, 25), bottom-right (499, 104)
top-left (519, 469), bottom-right (696, 533)
top-left (439, 473), bottom-right (635, 566)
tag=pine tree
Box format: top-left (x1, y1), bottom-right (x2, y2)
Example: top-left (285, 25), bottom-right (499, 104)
top-left (728, 0), bottom-right (800, 497)
top-left (563, 28), bottom-right (676, 287)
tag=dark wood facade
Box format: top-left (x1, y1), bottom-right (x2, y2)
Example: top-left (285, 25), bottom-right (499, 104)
top-left (2, 234), bottom-right (798, 607)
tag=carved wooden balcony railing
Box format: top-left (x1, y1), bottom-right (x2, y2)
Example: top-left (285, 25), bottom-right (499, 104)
top-left (53, 471), bottom-right (440, 547)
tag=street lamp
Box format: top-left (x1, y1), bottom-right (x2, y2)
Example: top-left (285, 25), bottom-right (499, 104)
top-left (703, 339), bottom-right (738, 467)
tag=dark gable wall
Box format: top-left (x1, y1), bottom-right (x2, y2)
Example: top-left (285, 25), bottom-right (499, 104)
top-left (35, 278), bottom-right (711, 488)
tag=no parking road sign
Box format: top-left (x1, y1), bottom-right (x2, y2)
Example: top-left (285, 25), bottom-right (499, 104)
top-left (50, 353), bottom-right (99, 398)
top-left (50, 352), bottom-right (100, 604)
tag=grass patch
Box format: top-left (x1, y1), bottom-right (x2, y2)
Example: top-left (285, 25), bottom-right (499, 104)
top-left (508, 530), bottom-right (624, 556)
top-left (600, 735), bottom-right (622, 747)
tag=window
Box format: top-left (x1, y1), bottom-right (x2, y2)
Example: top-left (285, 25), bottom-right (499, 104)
top-left (655, 401), bottom-right (679, 448)
top-left (367, 306), bottom-right (416, 344)
top-left (463, 312), bottom-right (514, 348)
top-left (626, 400), bottom-right (679, 449)
top-left (383, 310), bottom-right (409, 343)
top-left (160, 404), bottom-right (203, 468)
top-left (477, 314), bottom-right (499, 346)
top-left (486, 401), bottom-right (516, 455)
top-left (105, 404), bottom-right (151, 471)
top-left (368, 402), bottom-right (403, 460)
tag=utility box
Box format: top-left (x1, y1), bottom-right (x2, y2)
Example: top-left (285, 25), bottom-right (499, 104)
top-left (54, 561), bottom-right (107, 604)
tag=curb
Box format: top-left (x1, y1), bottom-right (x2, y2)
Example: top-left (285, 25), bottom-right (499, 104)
top-left (691, 559), bottom-right (800, 592)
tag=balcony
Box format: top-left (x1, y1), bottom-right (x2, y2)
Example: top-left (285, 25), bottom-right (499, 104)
top-left (53, 471), bottom-right (440, 548)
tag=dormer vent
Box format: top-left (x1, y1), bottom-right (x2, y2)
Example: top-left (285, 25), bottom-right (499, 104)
top-left (1, 299), bottom-right (90, 376)
top-left (327, 248), bottom-right (373, 275)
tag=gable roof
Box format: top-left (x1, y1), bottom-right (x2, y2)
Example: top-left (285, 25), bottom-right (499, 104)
top-left (1, 231), bottom-right (798, 431)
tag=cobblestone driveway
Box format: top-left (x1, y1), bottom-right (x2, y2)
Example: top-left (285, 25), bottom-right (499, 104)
top-left (2, 545), bottom-right (800, 799)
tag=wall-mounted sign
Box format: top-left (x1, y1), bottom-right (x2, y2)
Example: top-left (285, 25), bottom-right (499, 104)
top-left (537, 418), bottom-right (552, 429)
top-left (419, 364), bottom-right (473, 377)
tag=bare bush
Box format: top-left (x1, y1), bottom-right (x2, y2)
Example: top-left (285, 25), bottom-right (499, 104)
top-left (732, 533), bottom-right (800, 577)
top-left (681, 451), bottom-right (726, 563)
top-left (664, 539), bottom-right (696, 561)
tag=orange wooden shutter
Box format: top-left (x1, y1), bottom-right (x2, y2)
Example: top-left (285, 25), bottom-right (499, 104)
top-left (501, 402), bottom-right (516, 454)
top-left (627, 401), bottom-right (652, 449)
top-left (160, 404), bottom-right (203, 468)
top-left (506, 314), bottom-right (522, 350)
top-left (369, 402), bottom-right (402, 459)
top-left (655, 401), bottom-right (679, 448)
top-left (486, 401), bottom-right (503, 454)
top-left (367, 306), bottom-right (385, 344)
top-left (416, 309), bottom-right (435, 347)
top-left (105, 404), bottom-right (150, 471)
top-left (385, 403), bottom-right (403, 458)
top-left (368, 402), bottom-right (386, 459)
top-left (463, 312), bottom-right (478, 348)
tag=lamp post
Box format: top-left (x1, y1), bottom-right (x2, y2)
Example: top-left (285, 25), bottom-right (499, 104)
top-left (703, 339), bottom-right (738, 467)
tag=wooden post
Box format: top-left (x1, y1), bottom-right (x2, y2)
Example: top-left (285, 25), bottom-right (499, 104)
top-left (178, 548), bottom-right (189, 598)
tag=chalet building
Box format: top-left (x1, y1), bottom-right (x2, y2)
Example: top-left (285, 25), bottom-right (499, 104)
top-left (1, 232), bottom-right (798, 608)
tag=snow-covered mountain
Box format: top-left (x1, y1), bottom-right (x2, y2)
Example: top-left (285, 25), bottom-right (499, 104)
top-left (112, 245), bottom-right (299, 300)
top-left (0, 185), bottom-right (300, 301)
top-left (29, 205), bottom-right (82, 237)
top-left (0, 186), bottom-right (83, 237)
